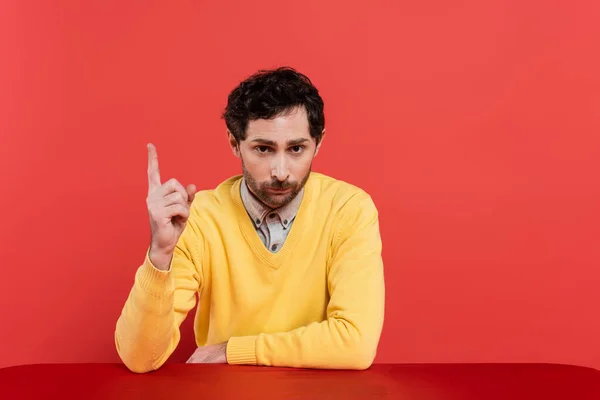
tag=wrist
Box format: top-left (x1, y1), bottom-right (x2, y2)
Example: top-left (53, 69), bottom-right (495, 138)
top-left (148, 247), bottom-right (173, 271)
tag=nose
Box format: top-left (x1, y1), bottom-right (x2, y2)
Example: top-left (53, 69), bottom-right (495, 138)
top-left (271, 155), bottom-right (290, 182)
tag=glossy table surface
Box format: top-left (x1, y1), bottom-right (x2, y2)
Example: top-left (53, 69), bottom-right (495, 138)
top-left (0, 363), bottom-right (599, 399)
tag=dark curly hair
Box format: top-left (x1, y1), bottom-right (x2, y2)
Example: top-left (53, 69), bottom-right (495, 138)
top-left (222, 67), bottom-right (325, 144)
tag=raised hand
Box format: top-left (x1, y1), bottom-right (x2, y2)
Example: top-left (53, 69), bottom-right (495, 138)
top-left (146, 143), bottom-right (196, 270)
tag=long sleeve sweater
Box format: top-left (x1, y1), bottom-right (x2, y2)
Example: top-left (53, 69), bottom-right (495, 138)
top-left (115, 172), bottom-right (385, 373)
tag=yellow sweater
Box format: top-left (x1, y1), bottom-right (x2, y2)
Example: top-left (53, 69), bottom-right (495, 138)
top-left (115, 172), bottom-right (385, 373)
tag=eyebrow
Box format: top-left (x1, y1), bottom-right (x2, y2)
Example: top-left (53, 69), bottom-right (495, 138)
top-left (250, 138), bottom-right (310, 146)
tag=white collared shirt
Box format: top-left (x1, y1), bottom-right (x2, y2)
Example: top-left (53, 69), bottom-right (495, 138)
top-left (240, 178), bottom-right (304, 253)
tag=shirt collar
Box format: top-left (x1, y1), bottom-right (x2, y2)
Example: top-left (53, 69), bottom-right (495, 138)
top-left (240, 178), bottom-right (303, 229)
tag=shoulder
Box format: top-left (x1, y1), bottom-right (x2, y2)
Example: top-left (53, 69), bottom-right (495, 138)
top-left (307, 173), bottom-right (379, 239)
top-left (186, 175), bottom-right (242, 226)
top-left (191, 175), bottom-right (240, 207)
top-left (308, 172), bottom-right (377, 217)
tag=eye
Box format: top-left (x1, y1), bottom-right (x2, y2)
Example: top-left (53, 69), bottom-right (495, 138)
top-left (290, 145), bottom-right (305, 153)
top-left (255, 146), bottom-right (271, 154)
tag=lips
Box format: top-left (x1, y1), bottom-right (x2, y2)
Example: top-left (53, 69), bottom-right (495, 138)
top-left (268, 188), bottom-right (291, 194)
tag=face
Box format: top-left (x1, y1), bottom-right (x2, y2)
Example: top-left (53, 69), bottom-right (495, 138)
top-left (229, 107), bottom-right (324, 209)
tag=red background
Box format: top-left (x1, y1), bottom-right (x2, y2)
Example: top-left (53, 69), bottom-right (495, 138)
top-left (1, 1), bottom-right (598, 370)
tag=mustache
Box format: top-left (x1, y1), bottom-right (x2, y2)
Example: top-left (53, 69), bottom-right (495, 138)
top-left (266, 181), bottom-right (294, 190)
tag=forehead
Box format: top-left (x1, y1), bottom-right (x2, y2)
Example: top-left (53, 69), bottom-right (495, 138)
top-left (245, 107), bottom-right (311, 142)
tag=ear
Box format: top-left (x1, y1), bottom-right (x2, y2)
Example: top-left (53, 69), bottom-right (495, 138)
top-left (314, 129), bottom-right (326, 157)
top-left (228, 130), bottom-right (241, 158)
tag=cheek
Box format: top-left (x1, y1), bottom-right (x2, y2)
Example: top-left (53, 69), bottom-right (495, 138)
top-left (300, 151), bottom-right (315, 166)
top-left (290, 156), bottom-right (313, 174)
top-left (243, 155), bottom-right (270, 176)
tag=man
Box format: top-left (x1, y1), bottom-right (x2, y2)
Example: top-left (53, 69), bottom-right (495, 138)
top-left (115, 67), bottom-right (385, 373)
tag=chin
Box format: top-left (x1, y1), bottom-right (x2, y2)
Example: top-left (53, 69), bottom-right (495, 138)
top-left (263, 193), bottom-right (295, 208)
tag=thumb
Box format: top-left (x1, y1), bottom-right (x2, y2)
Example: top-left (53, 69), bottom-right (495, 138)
top-left (186, 184), bottom-right (197, 204)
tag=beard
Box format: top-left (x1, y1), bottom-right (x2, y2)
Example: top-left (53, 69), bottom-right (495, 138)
top-left (242, 158), bottom-right (311, 209)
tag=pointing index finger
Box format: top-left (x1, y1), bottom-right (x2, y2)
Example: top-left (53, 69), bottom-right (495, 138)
top-left (147, 143), bottom-right (161, 190)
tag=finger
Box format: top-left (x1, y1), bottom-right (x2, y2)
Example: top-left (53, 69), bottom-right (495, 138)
top-left (158, 178), bottom-right (188, 200)
top-left (147, 143), bottom-right (161, 191)
top-left (186, 184), bottom-right (197, 204)
top-left (163, 191), bottom-right (187, 207)
top-left (164, 204), bottom-right (190, 220)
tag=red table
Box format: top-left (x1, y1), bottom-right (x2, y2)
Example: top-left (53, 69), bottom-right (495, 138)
top-left (1, 363), bottom-right (599, 399)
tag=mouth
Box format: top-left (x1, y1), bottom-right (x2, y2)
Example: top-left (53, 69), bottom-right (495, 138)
top-left (267, 188), bottom-right (292, 194)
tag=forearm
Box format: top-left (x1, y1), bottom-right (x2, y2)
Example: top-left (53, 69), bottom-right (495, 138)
top-left (115, 257), bottom-right (180, 373)
top-left (227, 309), bottom-right (384, 369)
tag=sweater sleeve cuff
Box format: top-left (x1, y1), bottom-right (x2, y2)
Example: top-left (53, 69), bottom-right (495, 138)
top-left (226, 336), bottom-right (257, 365)
top-left (136, 249), bottom-right (173, 297)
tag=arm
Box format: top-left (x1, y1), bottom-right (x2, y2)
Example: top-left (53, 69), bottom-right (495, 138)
top-left (226, 193), bottom-right (385, 369)
top-left (114, 224), bottom-right (203, 373)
